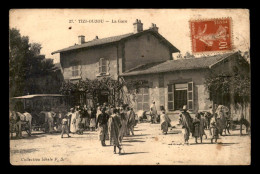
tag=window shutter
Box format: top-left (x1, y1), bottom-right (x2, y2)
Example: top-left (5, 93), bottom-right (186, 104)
top-left (70, 66), bottom-right (73, 77)
top-left (99, 58), bottom-right (103, 73)
top-left (106, 59), bottom-right (110, 73)
top-left (78, 65), bottom-right (81, 76)
top-left (168, 84), bottom-right (174, 111)
top-left (96, 60), bottom-right (100, 74)
top-left (187, 82), bottom-right (194, 110)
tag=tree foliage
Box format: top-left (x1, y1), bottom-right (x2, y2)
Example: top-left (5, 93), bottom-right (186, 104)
top-left (176, 52), bottom-right (195, 59)
top-left (204, 53), bottom-right (250, 106)
top-left (184, 52), bottom-right (195, 59)
top-left (59, 77), bottom-right (147, 106)
top-left (9, 28), bottom-right (59, 98)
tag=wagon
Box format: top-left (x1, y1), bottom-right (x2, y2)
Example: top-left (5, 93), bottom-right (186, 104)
top-left (9, 112), bottom-right (32, 138)
top-left (10, 94), bottom-right (69, 134)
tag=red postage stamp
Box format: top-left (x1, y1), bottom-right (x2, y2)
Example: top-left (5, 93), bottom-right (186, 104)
top-left (190, 18), bottom-right (232, 54)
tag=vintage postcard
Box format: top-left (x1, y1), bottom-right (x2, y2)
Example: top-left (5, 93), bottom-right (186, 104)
top-left (9, 9), bottom-right (250, 165)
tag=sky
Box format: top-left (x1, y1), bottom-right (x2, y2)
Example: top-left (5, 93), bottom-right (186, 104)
top-left (9, 9), bottom-right (250, 63)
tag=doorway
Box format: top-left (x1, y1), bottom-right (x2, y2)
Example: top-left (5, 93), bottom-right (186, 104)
top-left (98, 90), bottom-right (109, 105)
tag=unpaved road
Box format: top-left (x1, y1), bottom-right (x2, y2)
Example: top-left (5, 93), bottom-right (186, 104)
top-left (10, 123), bottom-right (251, 165)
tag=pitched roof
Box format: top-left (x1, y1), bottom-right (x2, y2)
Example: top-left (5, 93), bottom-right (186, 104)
top-left (120, 52), bottom-right (237, 76)
top-left (51, 29), bottom-right (179, 54)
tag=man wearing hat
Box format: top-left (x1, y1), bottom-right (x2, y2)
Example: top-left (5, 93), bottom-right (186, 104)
top-left (179, 105), bottom-right (193, 144)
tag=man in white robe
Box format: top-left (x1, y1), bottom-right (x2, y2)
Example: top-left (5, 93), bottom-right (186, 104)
top-left (150, 101), bottom-right (158, 124)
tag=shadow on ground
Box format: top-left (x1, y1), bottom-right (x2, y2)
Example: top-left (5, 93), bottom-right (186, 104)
top-left (121, 144), bottom-right (133, 146)
top-left (189, 142), bottom-right (238, 146)
top-left (222, 133), bottom-right (250, 137)
top-left (122, 139), bottom-right (146, 143)
top-left (131, 134), bottom-right (150, 137)
top-left (119, 152), bottom-right (148, 155)
top-left (10, 134), bottom-right (47, 140)
top-left (10, 148), bottom-right (39, 154)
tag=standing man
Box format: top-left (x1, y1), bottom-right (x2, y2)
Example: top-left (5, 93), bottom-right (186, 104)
top-left (61, 115), bottom-right (71, 138)
top-left (96, 107), bottom-right (110, 146)
top-left (210, 113), bottom-right (219, 143)
top-left (199, 112), bottom-right (208, 140)
top-left (119, 106), bottom-right (127, 142)
top-left (23, 108), bottom-right (32, 136)
top-left (110, 108), bottom-right (122, 154)
top-left (193, 113), bottom-right (201, 144)
top-left (70, 108), bottom-right (77, 134)
top-left (96, 104), bottom-right (102, 119)
top-left (80, 105), bottom-right (88, 131)
top-left (150, 101), bottom-right (158, 124)
top-left (66, 108), bottom-right (73, 132)
top-left (40, 108), bottom-right (55, 134)
top-left (127, 107), bottom-right (136, 136)
top-left (90, 107), bottom-right (97, 131)
top-left (179, 105), bottom-right (193, 144)
top-left (49, 108), bottom-right (56, 133)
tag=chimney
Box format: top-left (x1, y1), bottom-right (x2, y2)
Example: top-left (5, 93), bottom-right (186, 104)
top-left (149, 23), bottom-right (159, 32)
top-left (133, 19), bottom-right (143, 33)
top-left (78, 35), bottom-right (85, 45)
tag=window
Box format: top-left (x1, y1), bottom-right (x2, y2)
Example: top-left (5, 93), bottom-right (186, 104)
top-left (99, 58), bottom-right (108, 74)
top-left (72, 65), bottom-right (79, 77)
top-left (136, 88), bottom-right (149, 111)
top-left (174, 83), bottom-right (188, 110)
top-left (167, 82), bottom-right (194, 111)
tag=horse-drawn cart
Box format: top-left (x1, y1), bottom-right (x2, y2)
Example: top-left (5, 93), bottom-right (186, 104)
top-left (10, 94), bottom-right (69, 136)
top-left (9, 111), bottom-right (32, 138)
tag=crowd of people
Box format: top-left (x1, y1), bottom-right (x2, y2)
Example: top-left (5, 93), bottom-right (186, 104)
top-left (10, 99), bottom-right (237, 154)
top-left (179, 104), bottom-right (231, 145)
top-left (57, 102), bottom-right (137, 155)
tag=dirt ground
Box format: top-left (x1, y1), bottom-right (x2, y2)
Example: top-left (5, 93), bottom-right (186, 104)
top-left (10, 122), bottom-right (251, 165)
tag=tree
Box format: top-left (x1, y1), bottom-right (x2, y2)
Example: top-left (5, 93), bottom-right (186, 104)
top-left (176, 52), bottom-right (195, 59)
top-left (9, 28), bottom-right (59, 98)
top-left (59, 77), bottom-right (147, 107)
top-left (204, 52), bottom-right (250, 135)
top-left (184, 52), bottom-right (195, 59)
top-left (176, 53), bottom-right (183, 59)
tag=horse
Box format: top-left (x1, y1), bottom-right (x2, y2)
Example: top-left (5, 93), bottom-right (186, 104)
top-left (215, 105), bottom-right (230, 136)
top-left (203, 111), bottom-right (213, 130)
top-left (231, 114), bottom-right (250, 135)
top-left (9, 111), bottom-right (32, 138)
top-left (9, 111), bottom-right (21, 138)
top-left (16, 112), bottom-right (32, 136)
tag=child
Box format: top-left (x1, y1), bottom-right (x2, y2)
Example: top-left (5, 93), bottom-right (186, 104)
top-left (193, 113), bottom-right (201, 143)
top-left (61, 115), bottom-right (71, 138)
top-left (210, 114), bottom-right (219, 143)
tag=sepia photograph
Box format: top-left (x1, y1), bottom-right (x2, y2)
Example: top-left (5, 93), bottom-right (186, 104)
top-left (9, 9), bottom-right (250, 165)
